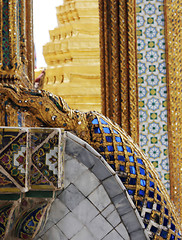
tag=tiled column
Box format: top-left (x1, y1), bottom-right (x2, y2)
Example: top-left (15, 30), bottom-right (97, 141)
top-left (136, 0), bottom-right (170, 192)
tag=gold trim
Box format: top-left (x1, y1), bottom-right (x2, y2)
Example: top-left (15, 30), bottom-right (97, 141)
top-left (0, 0), bottom-right (2, 64)
top-left (119, 0), bottom-right (130, 134)
top-left (110, 0), bottom-right (120, 124)
top-left (0, 188), bottom-right (20, 193)
top-left (26, 0), bottom-right (34, 84)
top-left (127, 0), bottom-right (139, 144)
top-left (165, 0), bottom-right (182, 220)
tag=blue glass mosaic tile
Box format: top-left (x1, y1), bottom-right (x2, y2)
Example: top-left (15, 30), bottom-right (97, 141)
top-left (126, 146), bottom-right (132, 153)
top-left (109, 155), bottom-right (114, 161)
top-left (130, 166), bottom-right (136, 174)
top-left (147, 201), bottom-right (153, 209)
top-left (170, 235), bottom-right (175, 240)
top-left (107, 145), bottom-right (114, 152)
top-left (113, 129), bottom-right (119, 134)
top-left (157, 204), bottom-right (161, 211)
top-left (129, 178), bottom-right (136, 185)
top-left (145, 212), bottom-right (151, 220)
top-left (106, 136), bottom-right (112, 142)
top-left (118, 155), bottom-right (125, 161)
top-left (129, 156), bottom-right (134, 162)
top-left (128, 189), bottom-right (135, 196)
top-left (140, 179), bottom-right (146, 186)
top-left (151, 226), bottom-right (158, 233)
top-left (103, 127), bottom-right (111, 134)
top-left (100, 118), bottom-right (108, 125)
top-left (137, 158), bottom-right (144, 165)
top-left (165, 208), bottom-right (168, 215)
top-left (120, 165), bottom-right (125, 171)
top-left (171, 223), bottom-right (175, 231)
top-left (120, 177), bottom-right (126, 183)
top-left (115, 136), bottom-right (122, 142)
top-left (149, 191), bottom-right (154, 198)
top-left (94, 127), bottom-right (101, 134)
top-left (117, 145), bottom-right (124, 152)
top-left (137, 200), bottom-right (143, 207)
top-left (157, 194), bottom-right (161, 201)
top-left (99, 146), bottom-right (104, 152)
top-left (92, 118), bottom-right (99, 124)
top-left (150, 181), bottom-right (154, 188)
top-left (140, 167), bottom-right (145, 175)
top-left (139, 189), bottom-right (145, 196)
top-left (157, 186), bottom-right (161, 192)
top-left (163, 217), bottom-right (168, 226)
top-left (160, 230), bottom-right (168, 238)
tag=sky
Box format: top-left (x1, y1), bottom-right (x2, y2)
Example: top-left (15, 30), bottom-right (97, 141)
top-left (33, 0), bottom-right (64, 68)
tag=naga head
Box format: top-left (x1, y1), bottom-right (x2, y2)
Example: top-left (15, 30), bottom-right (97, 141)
top-left (0, 83), bottom-right (85, 131)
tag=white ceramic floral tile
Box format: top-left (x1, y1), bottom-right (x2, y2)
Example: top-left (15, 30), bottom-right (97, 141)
top-left (136, 0), bottom-right (170, 192)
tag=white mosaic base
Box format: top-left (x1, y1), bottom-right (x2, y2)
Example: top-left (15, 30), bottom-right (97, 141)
top-left (136, 0), bottom-right (170, 192)
top-left (35, 132), bottom-right (148, 240)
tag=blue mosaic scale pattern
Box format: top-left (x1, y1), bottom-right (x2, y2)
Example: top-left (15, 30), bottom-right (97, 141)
top-left (90, 115), bottom-right (181, 239)
top-left (136, 0), bottom-right (170, 192)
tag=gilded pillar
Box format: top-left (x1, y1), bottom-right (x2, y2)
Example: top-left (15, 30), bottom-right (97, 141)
top-left (25, 0), bottom-right (34, 84)
top-left (99, 0), bottom-right (139, 143)
top-left (165, 0), bottom-right (182, 219)
top-left (0, 0), bottom-right (33, 86)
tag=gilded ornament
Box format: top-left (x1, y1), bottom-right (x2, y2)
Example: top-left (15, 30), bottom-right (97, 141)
top-left (0, 83), bottom-right (181, 239)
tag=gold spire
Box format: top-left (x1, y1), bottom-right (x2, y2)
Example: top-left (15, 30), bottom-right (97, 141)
top-left (38, 0), bottom-right (101, 112)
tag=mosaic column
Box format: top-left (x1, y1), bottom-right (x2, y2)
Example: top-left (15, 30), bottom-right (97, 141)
top-left (99, 0), bottom-right (182, 219)
top-left (0, 0), bottom-right (33, 86)
top-left (136, 0), bottom-right (170, 192)
top-left (136, 0), bottom-right (182, 219)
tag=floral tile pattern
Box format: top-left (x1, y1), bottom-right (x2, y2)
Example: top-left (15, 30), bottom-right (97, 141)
top-left (136, 0), bottom-right (170, 192)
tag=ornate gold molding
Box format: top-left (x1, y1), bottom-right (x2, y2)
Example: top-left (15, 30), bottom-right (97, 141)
top-left (98, 0), bottom-right (139, 143)
top-left (25, 0), bottom-right (34, 84)
top-left (165, 0), bottom-right (182, 219)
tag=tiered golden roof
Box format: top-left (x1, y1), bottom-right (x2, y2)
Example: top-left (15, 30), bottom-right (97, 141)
top-left (38, 0), bottom-right (101, 112)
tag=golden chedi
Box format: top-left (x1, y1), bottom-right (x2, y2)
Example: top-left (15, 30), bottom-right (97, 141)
top-left (36, 0), bottom-right (101, 112)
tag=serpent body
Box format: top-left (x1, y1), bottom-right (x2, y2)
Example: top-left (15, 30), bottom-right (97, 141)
top-left (0, 83), bottom-right (181, 239)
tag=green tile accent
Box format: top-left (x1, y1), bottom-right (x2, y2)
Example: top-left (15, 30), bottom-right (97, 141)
top-left (25, 191), bottom-right (54, 198)
top-left (0, 194), bottom-right (20, 201)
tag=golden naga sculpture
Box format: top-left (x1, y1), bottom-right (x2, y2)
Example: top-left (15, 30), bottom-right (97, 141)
top-left (0, 83), bottom-right (181, 239)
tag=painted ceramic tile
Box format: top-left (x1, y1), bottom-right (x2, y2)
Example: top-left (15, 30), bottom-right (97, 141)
top-left (0, 127), bottom-right (64, 192)
top-left (136, 0), bottom-right (170, 191)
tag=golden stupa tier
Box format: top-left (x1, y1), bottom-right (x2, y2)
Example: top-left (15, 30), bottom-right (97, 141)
top-left (41, 0), bottom-right (101, 112)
